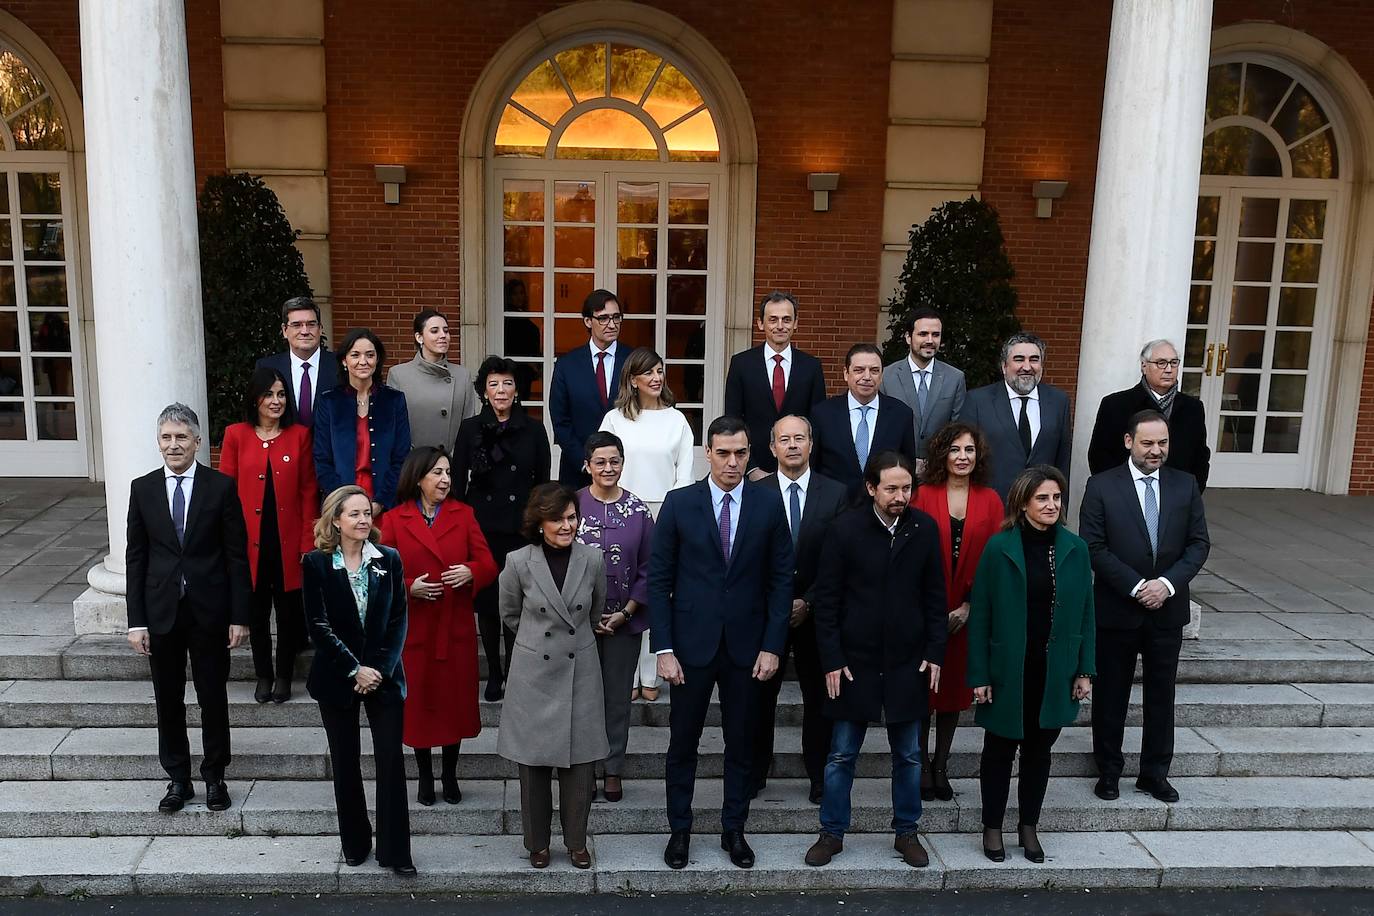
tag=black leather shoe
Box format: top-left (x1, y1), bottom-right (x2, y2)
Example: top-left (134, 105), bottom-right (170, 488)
top-left (157, 781), bottom-right (194, 813)
top-left (205, 780), bottom-right (232, 811)
top-left (344, 849), bottom-right (370, 867)
top-left (391, 864), bottom-right (417, 877)
top-left (270, 677), bottom-right (292, 704)
top-left (808, 783), bottom-right (823, 805)
top-left (721, 829), bottom-right (755, 869)
top-left (441, 777), bottom-right (462, 805)
top-left (1094, 776), bottom-right (1120, 800)
top-left (982, 827), bottom-right (1005, 862)
top-left (664, 829), bottom-right (690, 869)
top-left (484, 678), bottom-right (504, 702)
top-left (254, 676), bottom-right (273, 704)
top-left (416, 778), bottom-right (435, 807)
top-left (1136, 776), bottom-right (1179, 802)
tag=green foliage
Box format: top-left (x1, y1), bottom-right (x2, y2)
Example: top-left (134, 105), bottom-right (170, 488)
top-left (198, 173), bottom-right (312, 443)
top-left (882, 197), bottom-right (1021, 388)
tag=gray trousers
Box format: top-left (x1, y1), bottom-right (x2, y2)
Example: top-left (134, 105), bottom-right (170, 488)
top-left (518, 762), bottom-right (595, 853)
top-left (598, 631), bottom-right (641, 776)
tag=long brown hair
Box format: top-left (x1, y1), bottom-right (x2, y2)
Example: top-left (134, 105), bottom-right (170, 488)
top-left (1000, 465), bottom-right (1068, 532)
top-left (613, 347), bottom-right (676, 420)
top-left (920, 421), bottom-right (991, 487)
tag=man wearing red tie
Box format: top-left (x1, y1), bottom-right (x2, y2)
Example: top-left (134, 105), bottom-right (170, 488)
top-left (549, 289), bottom-right (626, 486)
top-left (724, 292), bottom-right (828, 478)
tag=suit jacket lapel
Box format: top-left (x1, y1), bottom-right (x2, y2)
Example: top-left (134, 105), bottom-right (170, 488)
top-left (993, 390), bottom-right (1025, 458)
top-left (725, 486), bottom-right (756, 575)
top-left (696, 481), bottom-right (728, 567)
top-left (925, 362), bottom-right (947, 425)
top-left (1116, 465), bottom-right (1154, 550)
top-left (412, 503), bottom-right (451, 566)
top-left (528, 546), bottom-right (576, 627)
top-left (562, 545), bottom-right (589, 610)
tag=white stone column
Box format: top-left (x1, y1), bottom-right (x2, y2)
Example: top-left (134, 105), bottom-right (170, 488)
top-left (73, 0), bottom-right (209, 634)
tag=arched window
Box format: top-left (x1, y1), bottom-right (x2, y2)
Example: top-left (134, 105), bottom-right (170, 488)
top-left (1202, 61), bottom-right (1337, 179)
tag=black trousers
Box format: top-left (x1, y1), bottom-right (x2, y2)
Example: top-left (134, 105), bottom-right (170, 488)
top-left (666, 641), bottom-right (760, 832)
top-left (474, 531), bottom-right (521, 680)
top-left (980, 725), bottom-right (1062, 828)
top-left (318, 696), bottom-right (412, 868)
top-left (1092, 624), bottom-right (1183, 780)
top-left (148, 603), bottom-right (231, 783)
top-left (751, 618), bottom-right (831, 791)
top-left (249, 541), bottom-right (304, 680)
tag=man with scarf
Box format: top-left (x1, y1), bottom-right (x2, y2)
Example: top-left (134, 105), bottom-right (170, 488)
top-left (1087, 339), bottom-right (1211, 490)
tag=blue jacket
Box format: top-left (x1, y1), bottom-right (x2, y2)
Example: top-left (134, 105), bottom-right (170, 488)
top-left (302, 546), bottom-right (407, 708)
top-left (312, 384), bottom-right (411, 508)
top-left (549, 344), bottom-right (625, 483)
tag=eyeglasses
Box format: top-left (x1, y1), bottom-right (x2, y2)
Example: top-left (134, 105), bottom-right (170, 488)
top-left (1146, 359), bottom-right (1182, 369)
top-left (590, 314), bottom-right (624, 325)
top-left (589, 458), bottom-right (623, 469)
top-left (286, 320), bottom-right (320, 331)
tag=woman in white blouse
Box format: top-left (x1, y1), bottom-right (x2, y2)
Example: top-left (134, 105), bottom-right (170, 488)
top-left (599, 346), bottom-right (695, 701)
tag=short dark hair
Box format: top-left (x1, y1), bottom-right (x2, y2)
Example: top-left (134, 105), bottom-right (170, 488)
top-left (474, 354), bottom-right (521, 397)
top-left (581, 288), bottom-right (621, 319)
top-left (920, 421), bottom-right (990, 486)
top-left (903, 307), bottom-right (942, 336)
top-left (584, 430), bottom-right (625, 462)
top-left (411, 309), bottom-right (446, 349)
top-left (281, 296), bottom-right (320, 325)
top-left (845, 342), bottom-right (883, 368)
top-left (335, 328), bottom-right (386, 380)
top-left (863, 449), bottom-right (914, 490)
top-left (395, 446), bottom-right (450, 505)
top-left (1002, 464), bottom-right (1068, 531)
top-left (1000, 331), bottom-right (1045, 365)
top-left (1127, 408), bottom-right (1169, 437)
top-left (757, 291), bottom-right (798, 323)
top-left (706, 414), bottom-right (750, 448)
top-left (242, 366), bottom-right (295, 428)
top-left (521, 482), bottom-right (580, 542)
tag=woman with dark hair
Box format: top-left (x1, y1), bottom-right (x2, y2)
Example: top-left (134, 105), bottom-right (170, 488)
top-left (219, 366), bottom-right (318, 703)
top-left (313, 328), bottom-right (412, 517)
top-left (452, 354), bottom-right (552, 701)
top-left (967, 465), bottom-right (1095, 864)
top-left (385, 309), bottom-right (478, 451)
top-left (497, 482), bottom-right (607, 869)
top-left (911, 421), bottom-right (1003, 802)
top-left (380, 446), bottom-right (497, 806)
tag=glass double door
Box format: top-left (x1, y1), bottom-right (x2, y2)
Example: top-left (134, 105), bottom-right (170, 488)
top-left (1185, 182), bottom-right (1336, 487)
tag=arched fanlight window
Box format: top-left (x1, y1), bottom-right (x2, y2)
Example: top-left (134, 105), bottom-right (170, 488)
top-left (494, 41), bottom-right (719, 162)
top-left (1201, 61), bottom-right (1337, 179)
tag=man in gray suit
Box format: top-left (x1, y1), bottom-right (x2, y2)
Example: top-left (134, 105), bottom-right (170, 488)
top-left (960, 331), bottom-right (1072, 499)
top-left (880, 307), bottom-right (966, 469)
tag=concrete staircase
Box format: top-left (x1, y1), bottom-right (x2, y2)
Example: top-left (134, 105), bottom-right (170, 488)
top-left (4, 632), bottom-right (1374, 893)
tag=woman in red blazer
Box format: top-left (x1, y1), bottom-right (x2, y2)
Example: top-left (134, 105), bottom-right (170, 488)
top-left (381, 445), bottom-right (498, 806)
top-left (912, 421), bottom-right (1003, 802)
top-left (219, 367), bottom-right (319, 704)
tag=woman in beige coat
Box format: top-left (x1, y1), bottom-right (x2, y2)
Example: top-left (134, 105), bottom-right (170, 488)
top-left (384, 309), bottom-right (477, 451)
top-left (498, 482), bottom-right (608, 870)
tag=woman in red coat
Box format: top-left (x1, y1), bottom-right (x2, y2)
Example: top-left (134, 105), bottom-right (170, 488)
top-left (382, 445), bottom-right (497, 806)
top-left (912, 421), bottom-right (1003, 802)
top-left (219, 367), bottom-right (319, 703)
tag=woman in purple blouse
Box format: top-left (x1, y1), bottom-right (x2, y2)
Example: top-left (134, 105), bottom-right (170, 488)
top-left (576, 431), bottom-right (655, 803)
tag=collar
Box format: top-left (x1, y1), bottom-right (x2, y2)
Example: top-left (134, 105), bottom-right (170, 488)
top-left (707, 476), bottom-right (745, 508)
top-left (907, 354), bottom-right (934, 374)
top-left (332, 540), bottom-right (383, 570)
top-left (1004, 382), bottom-right (1039, 402)
top-left (1142, 379), bottom-right (1176, 403)
top-left (1128, 461), bottom-right (1160, 485)
top-left (164, 462), bottom-right (198, 481)
top-left (777, 467), bottom-right (811, 493)
top-left (294, 347), bottom-right (321, 370)
top-left (766, 343), bottom-right (793, 363)
top-left (847, 391), bottom-right (879, 412)
top-left (872, 505), bottom-right (900, 535)
top-left (591, 340), bottom-right (618, 361)
top-left (413, 350), bottom-right (450, 377)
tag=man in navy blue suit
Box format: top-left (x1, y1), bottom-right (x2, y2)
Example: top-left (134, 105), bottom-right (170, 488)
top-left (810, 343), bottom-right (918, 498)
top-left (254, 297), bottom-right (337, 427)
top-left (548, 289), bottom-right (626, 485)
top-left (649, 415), bottom-right (794, 871)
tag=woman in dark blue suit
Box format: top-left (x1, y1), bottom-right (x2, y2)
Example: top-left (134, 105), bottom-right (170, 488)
top-left (303, 484), bottom-right (415, 876)
top-left (314, 328), bottom-right (412, 515)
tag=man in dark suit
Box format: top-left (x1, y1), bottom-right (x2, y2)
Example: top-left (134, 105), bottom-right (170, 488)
top-left (1087, 339), bottom-right (1211, 490)
top-left (749, 414), bottom-right (848, 804)
top-left (723, 291), bottom-right (828, 477)
top-left (879, 307), bottom-right (966, 467)
top-left (959, 331), bottom-right (1072, 499)
top-left (810, 343), bottom-right (917, 499)
top-left (549, 289), bottom-right (626, 485)
top-left (255, 296), bottom-right (337, 427)
top-left (126, 403), bottom-right (252, 813)
top-left (1080, 409), bottom-right (1210, 804)
top-left (649, 415), bottom-right (794, 871)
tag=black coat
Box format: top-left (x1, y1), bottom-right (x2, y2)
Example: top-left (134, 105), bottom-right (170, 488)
top-left (302, 546), bottom-right (408, 707)
top-left (1087, 383), bottom-right (1211, 490)
top-left (767, 470), bottom-right (848, 604)
top-left (811, 506), bottom-right (948, 724)
top-left (723, 345), bottom-right (827, 473)
top-left (451, 406), bottom-right (552, 537)
top-left (809, 394), bottom-right (918, 498)
top-left (125, 464), bottom-right (252, 634)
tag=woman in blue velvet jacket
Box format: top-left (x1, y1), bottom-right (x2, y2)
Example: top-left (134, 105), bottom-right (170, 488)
top-left (314, 328), bottom-right (412, 514)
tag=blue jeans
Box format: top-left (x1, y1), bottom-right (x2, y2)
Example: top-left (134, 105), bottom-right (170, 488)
top-left (819, 718), bottom-right (923, 839)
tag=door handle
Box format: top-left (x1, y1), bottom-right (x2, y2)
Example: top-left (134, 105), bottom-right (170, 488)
top-left (1217, 343), bottom-right (1229, 376)
top-left (1204, 344), bottom-right (1215, 376)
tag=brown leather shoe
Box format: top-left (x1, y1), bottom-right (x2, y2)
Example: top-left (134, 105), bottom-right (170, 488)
top-left (603, 775), bottom-right (623, 802)
top-left (568, 848), bottom-right (591, 869)
top-left (894, 832), bottom-right (929, 868)
top-left (529, 848), bottom-right (550, 869)
top-left (804, 832), bottom-right (843, 867)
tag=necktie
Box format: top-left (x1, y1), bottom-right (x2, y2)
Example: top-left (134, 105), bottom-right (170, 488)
top-left (1017, 396), bottom-right (1033, 455)
top-left (916, 369), bottom-right (930, 419)
top-left (297, 362), bottom-right (312, 427)
top-left (172, 475), bottom-right (187, 545)
top-left (788, 481), bottom-right (801, 546)
top-left (595, 351), bottom-right (609, 409)
top-left (772, 354), bottom-right (786, 412)
top-left (1142, 476), bottom-right (1159, 558)
top-left (719, 492), bottom-right (733, 560)
top-left (855, 405), bottom-right (872, 471)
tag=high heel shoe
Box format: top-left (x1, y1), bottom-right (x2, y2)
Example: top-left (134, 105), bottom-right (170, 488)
top-left (932, 767), bottom-right (954, 802)
top-left (253, 676), bottom-right (273, 704)
top-left (982, 827), bottom-right (1005, 862)
top-left (416, 777), bottom-right (435, 807)
top-left (441, 776), bottom-right (462, 805)
top-left (1018, 824), bottom-right (1045, 863)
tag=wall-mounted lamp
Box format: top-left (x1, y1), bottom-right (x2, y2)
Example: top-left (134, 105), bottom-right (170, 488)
top-left (807, 172), bottom-right (840, 212)
top-left (375, 165), bottom-right (408, 205)
top-left (1031, 180), bottom-right (1068, 218)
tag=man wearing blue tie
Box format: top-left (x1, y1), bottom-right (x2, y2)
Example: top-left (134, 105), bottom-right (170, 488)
top-left (810, 344), bottom-right (917, 500)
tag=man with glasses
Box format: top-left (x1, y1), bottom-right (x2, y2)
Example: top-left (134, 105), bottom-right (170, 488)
top-left (1087, 339), bottom-right (1210, 490)
top-left (550, 289), bottom-right (626, 485)
top-left (255, 297), bottom-right (337, 427)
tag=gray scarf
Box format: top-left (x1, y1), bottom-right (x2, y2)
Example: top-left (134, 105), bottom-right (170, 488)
top-left (1144, 377), bottom-right (1178, 419)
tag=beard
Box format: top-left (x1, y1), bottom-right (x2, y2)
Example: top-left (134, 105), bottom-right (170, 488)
top-left (1007, 373), bottom-right (1039, 395)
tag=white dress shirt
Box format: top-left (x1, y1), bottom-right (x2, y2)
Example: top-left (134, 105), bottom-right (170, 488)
top-left (777, 466), bottom-right (811, 531)
top-left (846, 391), bottom-right (880, 442)
top-left (764, 343), bottom-right (793, 389)
top-left (589, 340), bottom-right (619, 401)
top-left (130, 463), bottom-right (199, 633)
top-left (1127, 460), bottom-right (1175, 598)
top-left (293, 347), bottom-right (322, 413)
top-left (1004, 382), bottom-right (1041, 445)
top-left (908, 355), bottom-right (934, 389)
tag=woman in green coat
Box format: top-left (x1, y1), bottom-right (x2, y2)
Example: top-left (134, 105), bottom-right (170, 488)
top-left (967, 465), bottom-right (1094, 865)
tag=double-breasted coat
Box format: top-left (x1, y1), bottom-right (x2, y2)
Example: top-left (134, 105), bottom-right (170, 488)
top-left (380, 499), bottom-right (498, 748)
top-left (496, 541), bottom-right (609, 768)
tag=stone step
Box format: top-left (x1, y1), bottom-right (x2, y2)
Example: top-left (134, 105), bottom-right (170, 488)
top-left (4, 679), bottom-right (1367, 729)
top-left (4, 724), bottom-right (1374, 781)
top-left (3, 775), bottom-right (1373, 840)
top-left (4, 829), bottom-right (1374, 895)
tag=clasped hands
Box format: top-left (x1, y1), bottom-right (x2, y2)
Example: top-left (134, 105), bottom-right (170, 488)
top-left (353, 665), bottom-right (383, 695)
top-left (410, 565), bottom-right (473, 601)
top-left (656, 650), bottom-right (780, 686)
top-left (1136, 579), bottom-right (1170, 609)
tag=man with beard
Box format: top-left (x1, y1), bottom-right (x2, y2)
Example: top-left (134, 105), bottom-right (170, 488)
top-left (960, 332), bottom-right (1072, 500)
top-left (879, 308), bottom-right (966, 469)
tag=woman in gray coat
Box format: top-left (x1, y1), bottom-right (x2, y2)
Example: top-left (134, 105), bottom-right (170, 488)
top-left (384, 309), bottom-right (478, 451)
top-left (498, 482), bottom-right (608, 870)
